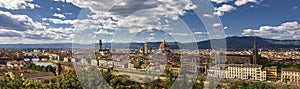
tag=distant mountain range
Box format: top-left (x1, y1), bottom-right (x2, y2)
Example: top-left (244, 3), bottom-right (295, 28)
top-left (1, 36), bottom-right (300, 49)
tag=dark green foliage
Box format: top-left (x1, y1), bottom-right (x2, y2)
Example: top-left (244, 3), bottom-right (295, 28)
top-left (0, 74), bottom-right (23, 88)
top-left (26, 63), bottom-right (55, 73)
top-left (0, 66), bottom-right (204, 89)
top-left (229, 81), bottom-right (275, 89)
top-left (42, 66), bottom-right (48, 72)
top-left (0, 70), bottom-right (82, 89)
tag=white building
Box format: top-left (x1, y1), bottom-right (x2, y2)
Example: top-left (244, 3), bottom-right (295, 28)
top-left (281, 68), bottom-right (300, 83)
top-left (98, 60), bottom-right (114, 68)
top-left (6, 61), bottom-right (26, 69)
top-left (225, 64), bottom-right (266, 81)
top-left (207, 65), bottom-right (226, 78)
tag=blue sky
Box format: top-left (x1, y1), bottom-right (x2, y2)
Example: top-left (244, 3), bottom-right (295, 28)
top-left (0, 0), bottom-right (299, 44)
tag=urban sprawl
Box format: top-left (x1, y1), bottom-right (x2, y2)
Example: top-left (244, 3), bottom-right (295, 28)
top-left (1, 39), bottom-right (300, 88)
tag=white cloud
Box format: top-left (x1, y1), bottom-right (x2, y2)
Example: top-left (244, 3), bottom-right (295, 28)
top-left (0, 10), bottom-right (74, 43)
top-left (235, 0), bottom-right (257, 6)
top-left (194, 32), bottom-right (210, 35)
top-left (65, 13), bottom-right (72, 15)
top-left (224, 26), bottom-right (228, 30)
top-left (0, 11), bottom-right (45, 31)
top-left (213, 11), bottom-right (225, 16)
top-left (242, 21), bottom-right (300, 39)
top-left (0, 0), bottom-right (40, 10)
top-left (213, 23), bottom-right (222, 27)
top-left (42, 18), bottom-right (76, 24)
top-left (57, 8), bottom-right (61, 11)
top-left (211, 0), bottom-right (260, 16)
top-left (54, 0), bottom-right (197, 33)
top-left (51, 0), bottom-right (202, 43)
top-left (203, 14), bottom-right (214, 18)
top-left (0, 29), bottom-right (23, 37)
top-left (146, 37), bottom-right (155, 40)
top-left (94, 30), bottom-right (114, 35)
top-left (213, 4), bottom-right (236, 16)
top-left (0, 27), bottom-right (74, 43)
top-left (169, 33), bottom-right (191, 36)
top-left (211, 0), bottom-right (228, 4)
top-left (215, 4), bottom-right (236, 12)
top-left (27, 3), bottom-right (40, 9)
top-left (150, 33), bottom-right (155, 36)
top-left (53, 13), bottom-right (66, 19)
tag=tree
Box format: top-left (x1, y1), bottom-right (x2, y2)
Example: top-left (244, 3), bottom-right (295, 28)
top-left (0, 74), bottom-right (23, 88)
top-left (0, 70), bottom-right (82, 89)
top-left (46, 65), bottom-right (52, 72)
top-left (230, 81), bottom-right (275, 89)
top-left (42, 66), bottom-right (47, 72)
top-left (49, 70), bottom-right (82, 89)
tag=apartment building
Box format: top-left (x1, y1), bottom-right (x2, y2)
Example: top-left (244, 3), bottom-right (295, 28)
top-left (265, 66), bottom-right (280, 81)
top-left (281, 68), bottom-right (300, 83)
top-left (226, 64), bottom-right (266, 81)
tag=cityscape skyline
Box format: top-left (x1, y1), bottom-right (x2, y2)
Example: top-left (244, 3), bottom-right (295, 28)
top-left (1, 0), bottom-right (300, 89)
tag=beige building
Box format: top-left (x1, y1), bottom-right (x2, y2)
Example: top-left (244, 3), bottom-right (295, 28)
top-left (207, 66), bottom-right (226, 78)
top-left (63, 57), bottom-right (69, 62)
top-left (281, 68), bottom-right (300, 83)
top-left (6, 61), bottom-right (26, 69)
top-left (71, 58), bottom-right (76, 63)
top-left (226, 64), bottom-right (266, 81)
top-left (265, 66), bottom-right (280, 81)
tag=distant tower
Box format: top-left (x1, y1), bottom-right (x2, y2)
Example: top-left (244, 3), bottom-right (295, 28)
top-left (159, 40), bottom-right (170, 51)
top-left (144, 42), bottom-right (148, 54)
top-left (99, 40), bottom-right (102, 50)
top-left (97, 39), bottom-right (102, 67)
top-left (252, 39), bottom-right (259, 64)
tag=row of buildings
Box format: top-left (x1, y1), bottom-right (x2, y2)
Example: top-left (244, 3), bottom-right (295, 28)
top-left (93, 39), bottom-right (199, 75)
top-left (208, 39), bottom-right (300, 84)
top-left (93, 39), bottom-right (300, 84)
top-left (208, 64), bottom-right (300, 84)
top-left (208, 64), bottom-right (266, 81)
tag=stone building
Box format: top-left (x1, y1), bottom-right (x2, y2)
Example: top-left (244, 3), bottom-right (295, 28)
top-left (225, 64), bottom-right (266, 81)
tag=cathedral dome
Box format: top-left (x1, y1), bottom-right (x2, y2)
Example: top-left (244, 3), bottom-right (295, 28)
top-left (159, 40), bottom-right (169, 50)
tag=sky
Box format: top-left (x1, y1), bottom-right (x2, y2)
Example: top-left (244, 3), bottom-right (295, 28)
top-left (0, 0), bottom-right (299, 44)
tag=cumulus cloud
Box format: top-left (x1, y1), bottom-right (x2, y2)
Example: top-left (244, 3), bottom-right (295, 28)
top-left (0, 0), bottom-right (40, 10)
top-left (0, 29), bottom-right (23, 37)
top-left (53, 13), bottom-right (66, 19)
top-left (0, 10), bottom-right (73, 43)
top-left (0, 11), bottom-right (45, 31)
top-left (242, 21), bottom-right (300, 39)
top-left (42, 18), bottom-right (76, 24)
top-left (235, 0), bottom-right (257, 6)
top-left (54, 0), bottom-right (197, 33)
top-left (210, 0), bottom-right (260, 16)
top-left (0, 27), bottom-right (74, 41)
top-left (215, 4), bottom-right (236, 12)
top-left (211, 0), bottom-right (228, 4)
top-left (213, 4), bottom-right (236, 16)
